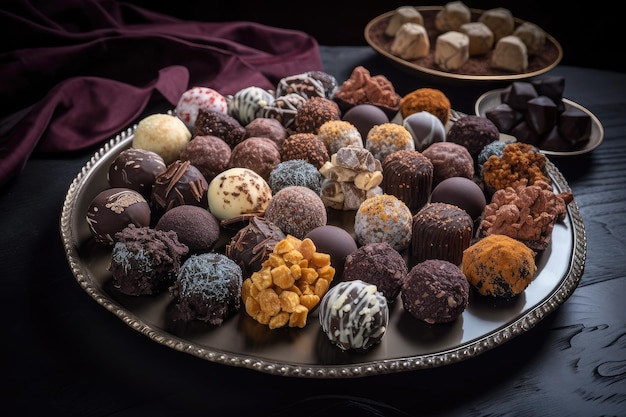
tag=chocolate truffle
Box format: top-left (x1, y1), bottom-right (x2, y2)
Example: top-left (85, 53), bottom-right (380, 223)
top-left (180, 135), bottom-right (231, 183)
top-left (151, 160), bottom-right (209, 215)
top-left (354, 194), bottom-right (412, 252)
top-left (422, 142), bottom-right (474, 187)
top-left (225, 216), bottom-right (286, 278)
top-left (107, 147), bottom-right (166, 199)
top-left (306, 70), bottom-right (339, 99)
top-left (276, 73), bottom-right (326, 100)
top-left (170, 253), bottom-right (243, 325)
top-left (268, 159), bottom-right (322, 195)
top-left (342, 103), bottom-right (389, 139)
top-left (86, 187), bottom-right (151, 245)
top-left (401, 259), bottom-right (469, 324)
top-left (228, 136), bottom-right (281, 180)
top-left (317, 120), bottom-right (363, 155)
top-left (193, 109), bottom-right (246, 149)
top-left (477, 140), bottom-right (507, 175)
top-left (446, 115), bottom-right (500, 161)
top-left (410, 202), bottom-right (473, 266)
top-left (319, 279), bottom-right (389, 351)
top-left (402, 111), bottom-right (446, 151)
top-left (343, 242), bottom-right (408, 303)
top-left (257, 93), bottom-right (307, 131)
top-left (281, 133), bottom-right (329, 169)
top-left (264, 186), bottom-right (327, 239)
top-left (132, 113), bottom-right (192, 165)
top-left (244, 117), bottom-right (288, 150)
top-left (227, 86), bottom-right (275, 126)
top-left (207, 167), bottom-right (272, 222)
top-left (304, 225), bottom-right (358, 280)
top-left (175, 86), bottom-right (228, 130)
top-left (293, 97), bottom-right (341, 134)
top-left (154, 205), bottom-right (220, 254)
top-left (109, 225), bottom-right (188, 296)
top-left (400, 88), bottom-right (451, 126)
top-left (381, 149), bottom-right (433, 212)
top-left (365, 122), bottom-right (415, 162)
top-left (430, 177), bottom-right (486, 221)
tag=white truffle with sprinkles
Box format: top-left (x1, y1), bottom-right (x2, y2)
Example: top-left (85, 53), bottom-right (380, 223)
top-left (354, 193), bottom-right (412, 251)
top-left (207, 167), bottom-right (272, 222)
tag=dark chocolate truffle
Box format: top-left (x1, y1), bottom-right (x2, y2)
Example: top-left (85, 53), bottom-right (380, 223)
top-left (151, 160), bottom-right (209, 215)
top-left (401, 259), bottom-right (469, 324)
top-left (446, 115), bottom-right (500, 160)
top-left (281, 133), bottom-right (329, 169)
top-left (155, 205), bottom-right (220, 254)
top-left (276, 73), bottom-right (326, 100)
top-left (532, 75), bottom-right (565, 112)
top-left (307, 70), bottom-right (339, 99)
top-left (228, 136), bottom-right (281, 180)
top-left (304, 225), bottom-right (358, 280)
top-left (244, 117), bottom-right (288, 150)
top-left (430, 177), bottom-right (486, 221)
top-left (86, 187), bottom-right (151, 245)
top-left (180, 135), bottom-right (231, 183)
top-left (422, 142), bottom-right (474, 187)
top-left (293, 97), bottom-right (341, 134)
top-left (402, 111), bottom-right (446, 151)
top-left (342, 103), bottom-right (389, 139)
top-left (193, 108), bottom-right (246, 148)
top-left (381, 149), bottom-right (433, 211)
top-left (107, 148), bottom-right (166, 198)
top-left (264, 186), bottom-right (327, 239)
top-left (342, 242), bottom-right (408, 303)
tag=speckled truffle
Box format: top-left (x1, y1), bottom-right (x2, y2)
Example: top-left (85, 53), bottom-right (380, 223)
top-left (293, 97), bottom-right (341, 134)
top-left (446, 115), bottom-right (500, 161)
top-left (402, 111), bottom-right (446, 151)
top-left (401, 259), bottom-right (469, 324)
top-left (400, 88), bottom-right (451, 126)
top-left (207, 167), bottom-right (272, 222)
top-left (354, 194), bottom-right (412, 251)
top-left (155, 205), bottom-right (220, 254)
top-left (264, 186), bottom-right (327, 239)
top-left (366, 123), bottom-right (415, 162)
top-left (343, 242), bottom-right (408, 303)
top-left (107, 148), bottom-right (166, 199)
top-left (109, 225), bottom-right (188, 296)
top-left (422, 142), bottom-right (475, 187)
top-left (410, 202), bottom-right (473, 266)
top-left (180, 135), bottom-right (231, 183)
top-left (132, 113), bottom-right (192, 165)
top-left (170, 253), bottom-right (243, 325)
top-left (193, 109), bottom-right (246, 148)
top-left (430, 177), bottom-right (486, 221)
top-left (227, 86), bottom-right (275, 126)
top-left (244, 117), bottom-right (288, 150)
top-left (281, 133), bottom-right (329, 169)
top-left (228, 136), bottom-right (281, 180)
top-left (151, 160), bottom-right (209, 215)
top-left (317, 120), bottom-right (363, 155)
top-left (175, 86), bottom-right (228, 130)
top-left (305, 225), bottom-right (358, 280)
top-left (381, 150), bottom-right (433, 212)
top-left (268, 159), bottom-right (322, 195)
top-left (319, 279), bottom-right (389, 351)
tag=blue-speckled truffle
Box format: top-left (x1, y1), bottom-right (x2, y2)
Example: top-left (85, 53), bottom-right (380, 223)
top-left (268, 159), bottom-right (322, 195)
top-left (477, 140), bottom-right (508, 175)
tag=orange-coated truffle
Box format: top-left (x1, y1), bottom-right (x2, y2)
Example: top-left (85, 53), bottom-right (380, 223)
top-left (481, 142), bottom-right (549, 191)
top-left (400, 88), bottom-right (451, 126)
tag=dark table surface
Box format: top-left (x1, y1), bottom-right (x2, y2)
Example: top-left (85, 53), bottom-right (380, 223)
top-left (4, 46), bottom-right (626, 417)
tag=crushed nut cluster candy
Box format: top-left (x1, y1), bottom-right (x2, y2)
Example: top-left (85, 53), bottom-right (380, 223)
top-left (241, 235), bottom-right (335, 329)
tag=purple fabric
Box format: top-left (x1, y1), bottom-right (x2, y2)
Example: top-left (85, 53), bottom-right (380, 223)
top-left (0, 0), bottom-right (323, 187)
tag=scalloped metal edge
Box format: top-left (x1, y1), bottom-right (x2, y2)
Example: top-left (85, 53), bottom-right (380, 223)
top-left (60, 121), bottom-right (586, 379)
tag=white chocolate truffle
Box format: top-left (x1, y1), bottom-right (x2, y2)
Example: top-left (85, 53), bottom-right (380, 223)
top-left (459, 22), bottom-right (494, 56)
top-left (513, 22), bottom-right (546, 55)
top-left (491, 35), bottom-right (528, 72)
top-left (435, 1), bottom-right (471, 32)
top-left (354, 194), bottom-right (412, 252)
top-left (478, 7), bottom-right (514, 41)
top-left (385, 6), bottom-right (424, 36)
top-left (390, 23), bottom-right (430, 60)
top-left (175, 86), bottom-right (228, 130)
top-left (207, 167), bottom-right (272, 221)
top-left (132, 114), bottom-right (192, 165)
top-left (435, 31), bottom-right (470, 71)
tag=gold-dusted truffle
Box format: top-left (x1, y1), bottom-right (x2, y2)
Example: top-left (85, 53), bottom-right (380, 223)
top-left (400, 88), bottom-right (451, 126)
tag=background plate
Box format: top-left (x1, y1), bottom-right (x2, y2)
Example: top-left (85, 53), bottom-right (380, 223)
top-left (60, 123), bottom-right (586, 378)
top-left (365, 6), bottom-right (563, 85)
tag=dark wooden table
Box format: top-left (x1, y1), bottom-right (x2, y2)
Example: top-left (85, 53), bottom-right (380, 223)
top-left (3, 46), bottom-right (625, 417)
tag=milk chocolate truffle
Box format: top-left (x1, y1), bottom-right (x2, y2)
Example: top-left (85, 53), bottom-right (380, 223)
top-left (402, 111), bottom-right (446, 152)
top-left (342, 103), bottom-right (389, 139)
top-left (422, 142), bottom-right (474, 187)
top-left (264, 186), bottom-right (327, 239)
top-left (430, 177), bottom-right (486, 221)
top-left (86, 188), bottom-right (151, 245)
top-left (381, 150), bottom-right (433, 212)
top-left (109, 225), bottom-right (188, 296)
top-left (193, 108), bottom-right (246, 148)
top-left (343, 242), bottom-right (408, 303)
top-left (180, 135), bottom-right (231, 183)
top-left (132, 113), bottom-right (192, 165)
top-left (151, 160), bottom-right (209, 215)
top-left (446, 115), bottom-right (500, 160)
top-left (107, 148), bottom-right (166, 199)
top-left (268, 159), bottom-right (322, 195)
top-left (155, 205), bottom-right (220, 254)
top-left (207, 167), bottom-right (272, 222)
top-left (354, 194), bottom-right (413, 252)
top-left (228, 137), bottom-right (281, 180)
top-left (410, 202), bottom-right (473, 266)
top-left (276, 73), bottom-right (326, 100)
top-left (244, 117), bottom-right (288, 150)
top-left (225, 216), bottom-right (286, 278)
top-left (293, 97), bottom-right (341, 134)
top-left (281, 133), bottom-right (329, 169)
top-left (401, 259), bottom-right (469, 324)
top-left (305, 225), bottom-right (358, 280)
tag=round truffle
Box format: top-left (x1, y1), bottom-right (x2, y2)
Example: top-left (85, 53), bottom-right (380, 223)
top-left (305, 225), bottom-right (358, 280)
top-left (170, 253), bottom-right (243, 325)
top-left (225, 216), bottom-right (286, 278)
top-left (132, 113), bottom-right (192, 165)
top-left (107, 147), bottom-right (166, 199)
top-left (446, 115), bottom-right (500, 160)
top-left (354, 194), bottom-right (412, 252)
top-left (228, 136), bottom-right (281, 180)
top-left (307, 70), bottom-right (339, 99)
top-left (264, 186), bottom-right (327, 239)
top-left (281, 133), bottom-right (329, 169)
top-left (366, 123), bottom-right (415, 162)
top-left (155, 205), bottom-right (220, 254)
top-left (276, 73), bottom-right (326, 100)
top-left (244, 117), bottom-right (288, 150)
top-left (317, 120), bottom-right (363, 155)
top-left (400, 88), bottom-right (451, 126)
top-left (422, 141), bottom-right (475, 187)
top-left (293, 97), bottom-right (341, 134)
top-left (193, 108), bottom-right (246, 148)
top-left (430, 177), bottom-right (486, 221)
top-left (175, 86), bottom-right (228, 130)
top-left (319, 279), bottom-right (389, 351)
top-left (343, 242), bottom-right (408, 303)
top-left (268, 159), bottom-right (322, 195)
top-left (402, 111), bottom-right (446, 151)
top-left (151, 160), bottom-right (209, 215)
top-left (401, 259), bottom-right (469, 324)
top-left (381, 150), bottom-right (433, 212)
top-left (462, 234), bottom-right (537, 298)
top-left (257, 93), bottom-right (307, 131)
top-left (86, 187), bottom-right (151, 245)
top-left (207, 167), bottom-right (272, 222)
top-left (109, 225), bottom-right (188, 296)
top-left (410, 202), bottom-right (473, 266)
top-left (342, 103), bottom-right (389, 139)
top-left (180, 135), bottom-right (231, 183)
top-left (227, 86), bottom-right (275, 126)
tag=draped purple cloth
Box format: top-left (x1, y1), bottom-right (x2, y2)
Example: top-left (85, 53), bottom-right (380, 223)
top-left (0, 0), bottom-right (323, 187)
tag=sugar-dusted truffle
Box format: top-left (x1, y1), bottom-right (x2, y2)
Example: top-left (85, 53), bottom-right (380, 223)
top-left (264, 186), bottom-right (327, 239)
top-left (365, 122), bottom-right (415, 162)
top-left (268, 159), bottom-right (322, 195)
top-left (354, 193), bottom-right (412, 252)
